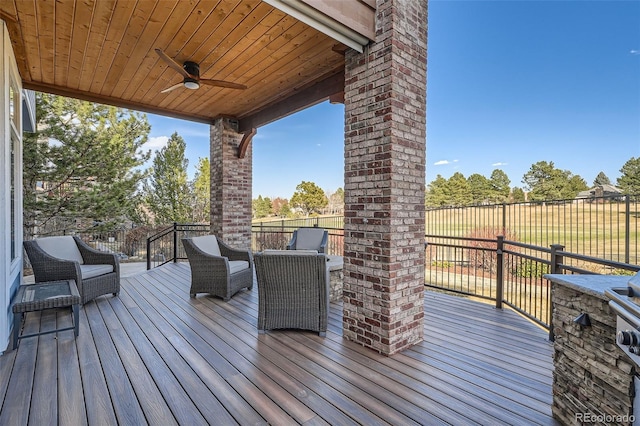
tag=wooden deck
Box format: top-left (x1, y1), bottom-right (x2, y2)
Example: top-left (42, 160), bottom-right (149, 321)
top-left (0, 263), bottom-right (558, 425)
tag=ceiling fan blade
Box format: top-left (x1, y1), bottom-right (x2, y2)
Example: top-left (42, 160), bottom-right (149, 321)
top-left (199, 79), bottom-right (247, 90)
top-left (155, 48), bottom-right (191, 78)
top-left (160, 82), bottom-right (184, 93)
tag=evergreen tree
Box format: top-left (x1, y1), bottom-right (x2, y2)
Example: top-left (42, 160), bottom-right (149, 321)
top-left (467, 174), bottom-right (490, 205)
top-left (522, 161), bottom-right (586, 201)
top-left (593, 171), bottom-right (611, 186)
top-left (425, 175), bottom-right (449, 207)
top-left (448, 172), bottom-right (472, 206)
top-left (327, 187), bottom-right (344, 214)
top-left (511, 187), bottom-right (526, 203)
top-left (488, 169), bottom-right (511, 203)
top-left (191, 157), bottom-right (210, 223)
top-left (252, 195), bottom-right (273, 219)
top-left (144, 132), bottom-right (191, 224)
top-left (23, 93), bottom-right (150, 239)
top-left (290, 181), bottom-right (328, 216)
top-left (617, 157), bottom-right (640, 195)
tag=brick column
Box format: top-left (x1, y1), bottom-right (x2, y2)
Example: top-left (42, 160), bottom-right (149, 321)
top-left (210, 118), bottom-right (252, 249)
top-left (343, 0), bottom-right (427, 355)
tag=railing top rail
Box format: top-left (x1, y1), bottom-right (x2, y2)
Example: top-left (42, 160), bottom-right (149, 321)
top-left (557, 250), bottom-right (640, 272)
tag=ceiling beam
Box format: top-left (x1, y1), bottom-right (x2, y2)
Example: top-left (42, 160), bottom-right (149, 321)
top-left (24, 81), bottom-right (217, 125)
top-left (238, 70), bottom-right (344, 133)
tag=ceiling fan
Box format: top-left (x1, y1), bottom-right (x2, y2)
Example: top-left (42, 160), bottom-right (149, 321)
top-left (155, 48), bottom-right (248, 93)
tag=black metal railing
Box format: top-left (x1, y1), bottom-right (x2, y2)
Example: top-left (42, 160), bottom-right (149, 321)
top-left (145, 222), bottom-right (343, 269)
top-left (146, 220), bottom-right (640, 335)
top-left (146, 223), bottom-right (210, 269)
top-left (251, 222), bottom-right (344, 256)
top-left (425, 234), bottom-right (640, 332)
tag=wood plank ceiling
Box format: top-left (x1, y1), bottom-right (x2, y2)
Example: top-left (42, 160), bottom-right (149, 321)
top-left (0, 0), bottom-right (371, 132)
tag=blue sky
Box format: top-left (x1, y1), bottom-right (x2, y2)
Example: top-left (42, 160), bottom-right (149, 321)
top-left (145, 0), bottom-right (640, 199)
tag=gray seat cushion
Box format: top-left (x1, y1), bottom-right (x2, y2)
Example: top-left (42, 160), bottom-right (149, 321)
top-left (229, 260), bottom-right (250, 274)
top-left (80, 264), bottom-right (114, 279)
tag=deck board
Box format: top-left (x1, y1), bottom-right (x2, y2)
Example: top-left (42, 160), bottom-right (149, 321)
top-left (2, 262), bottom-right (559, 425)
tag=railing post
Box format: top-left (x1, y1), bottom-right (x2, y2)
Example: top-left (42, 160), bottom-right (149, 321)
top-left (146, 236), bottom-right (151, 270)
top-left (173, 222), bottom-right (178, 263)
top-left (550, 244), bottom-right (565, 274)
top-left (496, 235), bottom-right (504, 309)
top-left (548, 243), bottom-right (564, 342)
top-left (625, 195), bottom-right (630, 264)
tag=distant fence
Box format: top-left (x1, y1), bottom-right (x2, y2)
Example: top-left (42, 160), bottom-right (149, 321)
top-left (425, 195), bottom-right (640, 265)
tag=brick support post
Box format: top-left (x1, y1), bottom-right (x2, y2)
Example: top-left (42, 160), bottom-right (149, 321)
top-left (210, 118), bottom-right (252, 249)
top-left (342, 0), bottom-right (427, 355)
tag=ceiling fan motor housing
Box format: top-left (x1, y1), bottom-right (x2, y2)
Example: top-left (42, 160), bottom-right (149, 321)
top-left (183, 61), bottom-right (200, 78)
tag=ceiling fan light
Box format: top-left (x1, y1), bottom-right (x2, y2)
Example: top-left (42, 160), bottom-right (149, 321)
top-left (184, 78), bottom-right (199, 90)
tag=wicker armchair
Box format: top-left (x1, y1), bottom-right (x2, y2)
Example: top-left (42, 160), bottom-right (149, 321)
top-left (286, 227), bottom-right (328, 253)
top-left (254, 250), bottom-right (329, 336)
top-left (182, 235), bottom-right (254, 301)
top-left (23, 236), bottom-right (120, 304)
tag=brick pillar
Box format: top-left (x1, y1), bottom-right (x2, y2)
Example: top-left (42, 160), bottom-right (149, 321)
top-left (210, 118), bottom-right (252, 249)
top-left (342, 0), bottom-right (427, 355)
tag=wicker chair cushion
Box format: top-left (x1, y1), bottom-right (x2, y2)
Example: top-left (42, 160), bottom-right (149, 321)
top-left (191, 235), bottom-right (221, 256)
top-left (80, 264), bottom-right (114, 279)
top-left (294, 228), bottom-right (326, 250)
top-left (229, 260), bottom-right (250, 274)
top-left (36, 236), bottom-right (85, 264)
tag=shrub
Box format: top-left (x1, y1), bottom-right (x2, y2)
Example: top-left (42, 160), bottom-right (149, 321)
top-left (255, 231), bottom-right (290, 251)
top-left (465, 226), bottom-right (518, 273)
top-left (511, 259), bottom-right (548, 278)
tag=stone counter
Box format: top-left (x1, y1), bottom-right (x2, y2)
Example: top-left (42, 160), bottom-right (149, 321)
top-left (545, 274), bottom-right (635, 425)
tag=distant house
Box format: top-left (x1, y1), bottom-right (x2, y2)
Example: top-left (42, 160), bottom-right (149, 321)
top-left (576, 184), bottom-right (624, 202)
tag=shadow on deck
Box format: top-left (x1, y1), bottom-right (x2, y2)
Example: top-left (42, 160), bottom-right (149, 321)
top-left (1, 262), bottom-right (558, 425)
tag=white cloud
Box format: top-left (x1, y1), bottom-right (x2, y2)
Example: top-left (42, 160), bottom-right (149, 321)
top-left (434, 159), bottom-right (458, 166)
top-left (144, 136), bottom-right (169, 152)
top-left (631, 49), bottom-right (640, 55)
top-left (492, 162), bottom-right (508, 167)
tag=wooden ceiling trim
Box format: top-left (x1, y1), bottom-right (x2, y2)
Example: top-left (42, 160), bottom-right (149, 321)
top-left (23, 79), bottom-right (215, 125)
top-left (87, 0), bottom-right (137, 93)
top-left (75, 0), bottom-right (117, 92)
top-left (130, 1), bottom-right (224, 104)
top-left (53, 0), bottom-right (74, 87)
top-left (238, 128), bottom-right (256, 159)
top-left (106, 1), bottom-right (180, 99)
top-left (65, 0), bottom-right (94, 88)
top-left (238, 70), bottom-right (344, 132)
top-left (99, 1), bottom-right (158, 95)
